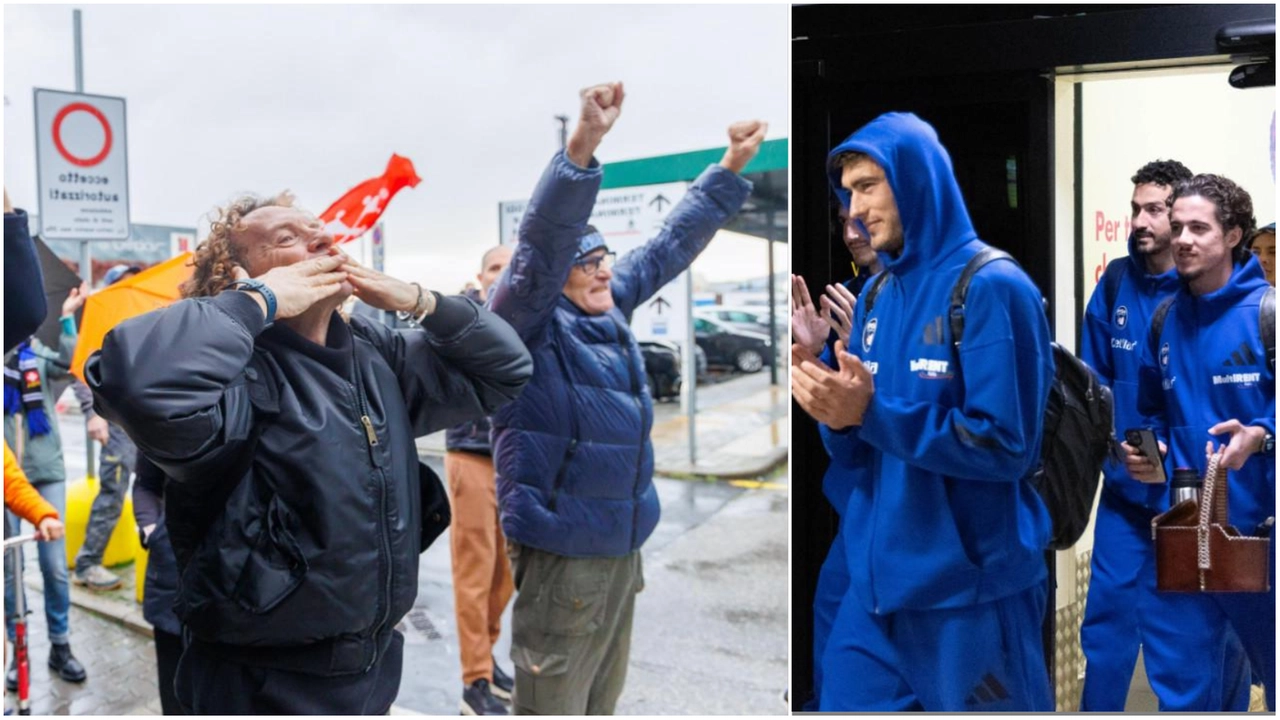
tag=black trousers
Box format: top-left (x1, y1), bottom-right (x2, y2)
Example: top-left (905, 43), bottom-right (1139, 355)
top-left (173, 631), bottom-right (404, 714)
top-left (153, 629), bottom-right (184, 715)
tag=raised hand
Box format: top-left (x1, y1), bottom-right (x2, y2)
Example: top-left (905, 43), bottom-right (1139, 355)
top-left (233, 252), bottom-right (351, 321)
top-left (343, 256), bottom-right (422, 313)
top-left (720, 120), bottom-right (768, 174)
top-left (567, 81), bottom-right (625, 167)
top-left (61, 282), bottom-right (90, 318)
top-left (791, 340), bottom-right (874, 430)
top-left (1208, 419), bottom-right (1267, 471)
top-left (820, 282), bottom-right (856, 349)
top-left (791, 274), bottom-right (827, 355)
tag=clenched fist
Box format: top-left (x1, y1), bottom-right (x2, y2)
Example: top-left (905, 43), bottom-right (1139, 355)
top-left (720, 120), bottom-right (768, 174)
top-left (567, 81), bottom-right (625, 167)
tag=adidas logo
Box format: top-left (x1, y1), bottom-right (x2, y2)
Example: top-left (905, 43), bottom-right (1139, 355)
top-left (1223, 342), bottom-right (1260, 367)
top-left (965, 673), bottom-right (1011, 706)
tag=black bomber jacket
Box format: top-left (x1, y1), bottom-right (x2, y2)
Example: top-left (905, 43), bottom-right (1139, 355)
top-left (86, 290), bottom-right (531, 674)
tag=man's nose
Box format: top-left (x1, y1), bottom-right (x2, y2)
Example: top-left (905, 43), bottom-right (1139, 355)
top-left (308, 231), bottom-right (334, 253)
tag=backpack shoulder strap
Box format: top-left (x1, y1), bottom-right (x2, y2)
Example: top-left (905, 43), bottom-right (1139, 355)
top-left (1261, 286), bottom-right (1275, 373)
top-left (949, 246), bottom-right (1016, 349)
top-left (861, 270), bottom-right (892, 317)
top-left (1148, 295), bottom-right (1176, 361)
top-left (1102, 256), bottom-right (1127, 316)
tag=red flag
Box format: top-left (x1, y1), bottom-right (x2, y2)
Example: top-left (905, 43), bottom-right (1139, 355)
top-left (319, 154), bottom-right (422, 244)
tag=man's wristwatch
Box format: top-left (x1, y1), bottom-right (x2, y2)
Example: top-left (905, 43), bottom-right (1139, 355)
top-left (228, 278), bottom-right (277, 328)
top-left (1261, 432), bottom-right (1275, 455)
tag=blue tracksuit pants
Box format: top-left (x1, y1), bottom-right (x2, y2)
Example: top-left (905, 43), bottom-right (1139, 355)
top-left (1080, 488), bottom-right (1252, 711)
top-left (805, 526), bottom-right (849, 711)
top-left (820, 581), bottom-right (1053, 711)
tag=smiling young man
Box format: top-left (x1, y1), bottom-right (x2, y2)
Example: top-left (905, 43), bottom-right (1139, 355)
top-left (790, 112), bottom-right (1055, 711)
top-left (486, 82), bottom-right (764, 715)
top-left (85, 196), bottom-right (533, 714)
top-left (1125, 173), bottom-right (1275, 711)
top-left (1075, 159), bottom-right (1254, 711)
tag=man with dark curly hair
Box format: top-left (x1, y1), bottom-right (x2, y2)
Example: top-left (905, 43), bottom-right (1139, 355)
top-left (85, 194), bottom-right (533, 714)
top-left (1124, 173), bottom-right (1275, 711)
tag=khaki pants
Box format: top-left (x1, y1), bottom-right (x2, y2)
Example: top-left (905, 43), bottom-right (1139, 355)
top-left (447, 451), bottom-right (514, 686)
top-left (508, 542), bottom-right (643, 715)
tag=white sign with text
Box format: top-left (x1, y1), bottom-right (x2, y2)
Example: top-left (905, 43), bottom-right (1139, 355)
top-left (34, 89), bottom-right (131, 240)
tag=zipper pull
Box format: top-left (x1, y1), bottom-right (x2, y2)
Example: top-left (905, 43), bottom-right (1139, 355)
top-left (361, 416), bottom-right (379, 446)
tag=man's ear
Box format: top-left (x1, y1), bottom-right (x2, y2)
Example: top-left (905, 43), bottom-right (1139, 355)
top-left (1226, 226), bottom-right (1244, 250)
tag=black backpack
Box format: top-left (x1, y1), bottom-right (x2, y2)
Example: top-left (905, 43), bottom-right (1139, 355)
top-left (862, 246), bottom-right (1114, 550)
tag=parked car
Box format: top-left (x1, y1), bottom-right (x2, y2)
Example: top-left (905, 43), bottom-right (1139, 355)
top-left (695, 305), bottom-right (785, 342)
top-left (639, 340), bottom-right (710, 400)
top-left (639, 341), bottom-right (682, 401)
top-left (693, 316), bottom-right (773, 373)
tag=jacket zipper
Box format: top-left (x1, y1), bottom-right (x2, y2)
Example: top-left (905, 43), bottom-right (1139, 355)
top-left (350, 347), bottom-right (392, 671)
top-left (614, 319), bottom-right (646, 551)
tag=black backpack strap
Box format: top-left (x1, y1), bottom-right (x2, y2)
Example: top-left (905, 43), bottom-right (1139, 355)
top-left (948, 247), bottom-right (1016, 349)
top-left (1102, 256), bottom-right (1127, 317)
top-left (1261, 286), bottom-right (1275, 373)
top-left (1148, 296), bottom-right (1176, 362)
top-left (860, 270), bottom-right (892, 317)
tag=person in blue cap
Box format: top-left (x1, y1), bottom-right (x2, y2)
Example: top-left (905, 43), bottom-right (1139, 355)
top-left (791, 112), bottom-right (1055, 711)
top-left (487, 81), bottom-right (765, 715)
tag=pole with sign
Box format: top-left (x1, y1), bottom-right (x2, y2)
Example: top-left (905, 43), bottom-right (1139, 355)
top-left (34, 88), bottom-right (131, 245)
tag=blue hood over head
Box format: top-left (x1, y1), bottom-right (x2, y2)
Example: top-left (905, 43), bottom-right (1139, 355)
top-left (827, 113), bottom-right (978, 274)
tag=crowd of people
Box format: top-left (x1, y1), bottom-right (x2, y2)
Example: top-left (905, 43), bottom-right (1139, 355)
top-left (792, 113), bottom-right (1275, 712)
top-left (4, 82), bottom-right (766, 715)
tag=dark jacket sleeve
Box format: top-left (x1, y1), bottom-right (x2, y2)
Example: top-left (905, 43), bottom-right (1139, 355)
top-left (5, 210), bottom-right (47, 352)
top-left (132, 455), bottom-right (165, 535)
top-left (352, 294), bottom-right (533, 437)
top-left (487, 151), bottom-right (603, 344)
top-left (85, 291), bottom-right (267, 489)
top-left (610, 165), bottom-right (751, 318)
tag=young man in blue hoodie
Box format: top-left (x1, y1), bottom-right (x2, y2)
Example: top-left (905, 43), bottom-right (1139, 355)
top-left (1125, 173), bottom-right (1275, 711)
top-left (791, 112), bottom-right (1055, 711)
top-left (1079, 160), bottom-right (1252, 711)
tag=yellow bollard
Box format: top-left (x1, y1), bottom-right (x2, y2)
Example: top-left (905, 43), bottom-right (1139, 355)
top-left (135, 546), bottom-right (148, 604)
top-left (63, 474), bottom-right (139, 570)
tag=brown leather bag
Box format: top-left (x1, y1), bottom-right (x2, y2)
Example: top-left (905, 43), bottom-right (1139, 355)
top-left (1152, 451), bottom-right (1272, 593)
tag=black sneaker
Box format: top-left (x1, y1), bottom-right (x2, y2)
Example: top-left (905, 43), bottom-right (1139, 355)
top-left (460, 679), bottom-right (508, 716)
top-left (48, 642), bottom-right (86, 683)
top-left (490, 656), bottom-right (513, 701)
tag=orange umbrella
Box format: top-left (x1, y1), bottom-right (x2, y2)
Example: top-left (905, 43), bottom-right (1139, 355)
top-left (71, 252), bottom-right (193, 383)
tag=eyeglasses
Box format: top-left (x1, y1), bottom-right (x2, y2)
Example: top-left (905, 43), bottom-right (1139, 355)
top-left (572, 251), bottom-right (616, 275)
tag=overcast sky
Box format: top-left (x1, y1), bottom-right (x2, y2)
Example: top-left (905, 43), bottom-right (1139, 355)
top-left (4, 4), bottom-right (790, 294)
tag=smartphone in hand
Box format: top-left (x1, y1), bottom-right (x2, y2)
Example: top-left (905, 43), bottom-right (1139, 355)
top-left (1125, 427), bottom-right (1167, 483)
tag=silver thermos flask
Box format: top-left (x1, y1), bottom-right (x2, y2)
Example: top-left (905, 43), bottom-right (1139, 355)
top-left (1170, 467), bottom-right (1201, 506)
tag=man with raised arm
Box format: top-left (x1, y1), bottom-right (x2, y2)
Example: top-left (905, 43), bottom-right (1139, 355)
top-left (487, 81), bottom-right (764, 715)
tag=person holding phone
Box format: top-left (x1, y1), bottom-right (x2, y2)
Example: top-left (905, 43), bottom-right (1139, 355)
top-left (1125, 173), bottom-right (1275, 711)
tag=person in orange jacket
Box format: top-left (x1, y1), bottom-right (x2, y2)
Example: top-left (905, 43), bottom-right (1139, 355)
top-left (3, 441), bottom-right (63, 541)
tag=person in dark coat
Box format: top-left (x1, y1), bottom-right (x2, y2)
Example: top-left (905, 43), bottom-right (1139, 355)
top-left (132, 454), bottom-right (182, 715)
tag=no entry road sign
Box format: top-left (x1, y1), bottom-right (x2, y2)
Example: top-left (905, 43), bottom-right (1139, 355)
top-left (34, 88), bottom-right (131, 240)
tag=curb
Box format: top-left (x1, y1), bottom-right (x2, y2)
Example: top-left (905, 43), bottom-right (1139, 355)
top-left (656, 446), bottom-right (788, 482)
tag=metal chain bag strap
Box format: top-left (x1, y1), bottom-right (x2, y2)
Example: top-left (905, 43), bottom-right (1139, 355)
top-left (1152, 450), bottom-right (1272, 592)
